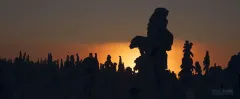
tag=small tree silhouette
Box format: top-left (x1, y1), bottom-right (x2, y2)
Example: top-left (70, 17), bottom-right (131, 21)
top-left (104, 55), bottom-right (113, 70)
top-left (125, 67), bottom-right (133, 75)
top-left (195, 61), bottom-right (202, 75)
top-left (118, 56), bottom-right (125, 73)
top-left (203, 51), bottom-right (210, 75)
top-left (48, 53), bottom-right (53, 66)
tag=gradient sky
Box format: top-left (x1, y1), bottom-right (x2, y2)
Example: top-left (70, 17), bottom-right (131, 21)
top-left (0, 0), bottom-right (239, 73)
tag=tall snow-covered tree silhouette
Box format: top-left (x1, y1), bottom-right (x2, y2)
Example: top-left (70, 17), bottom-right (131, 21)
top-left (178, 40), bottom-right (194, 88)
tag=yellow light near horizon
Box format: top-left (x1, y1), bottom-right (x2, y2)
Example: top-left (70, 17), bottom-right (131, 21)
top-left (93, 42), bottom-right (140, 68)
top-left (6, 39), bottom-right (227, 74)
top-left (45, 40), bottom-right (203, 75)
top-left (92, 42), bottom-right (182, 74)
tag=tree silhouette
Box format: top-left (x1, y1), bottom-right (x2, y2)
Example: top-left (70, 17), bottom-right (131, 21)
top-left (60, 59), bottom-right (64, 69)
top-left (104, 55), bottom-right (113, 70)
top-left (195, 61), bottom-right (202, 75)
top-left (203, 51), bottom-right (210, 75)
top-left (125, 67), bottom-right (133, 75)
top-left (179, 40), bottom-right (194, 88)
top-left (64, 55), bottom-right (70, 68)
top-left (118, 56), bottom-right (125, 73)
top-left (129, 36), bottom-right (149, 56)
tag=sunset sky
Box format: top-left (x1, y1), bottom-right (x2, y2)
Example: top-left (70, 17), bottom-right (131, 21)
top-left (0, 0), bottom-right (239, 74)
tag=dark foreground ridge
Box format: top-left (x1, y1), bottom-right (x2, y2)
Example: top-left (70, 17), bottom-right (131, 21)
top-left (0, 8), bottom-right (240, 99)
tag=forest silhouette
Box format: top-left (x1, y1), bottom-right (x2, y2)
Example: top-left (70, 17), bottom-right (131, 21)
top-left (0, 7), bottom-right (240, 99)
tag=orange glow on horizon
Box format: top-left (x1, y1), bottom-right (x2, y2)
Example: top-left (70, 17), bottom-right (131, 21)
top-left (88, 40), bottom-right (211, 74)
top-left (90, 41), bottom-right (184, 74)
top-left (2, 40), bottom-right (223, 75)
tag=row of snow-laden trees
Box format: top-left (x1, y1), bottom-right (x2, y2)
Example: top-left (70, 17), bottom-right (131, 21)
top-left (0, 40), bottom-right (240, 99)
